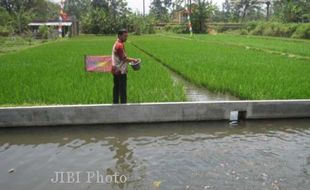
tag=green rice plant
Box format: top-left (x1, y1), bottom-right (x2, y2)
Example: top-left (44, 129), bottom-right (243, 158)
top-left (0, 35), bottom-right (185, 106)
top-left (133, 35), bottom-right (310, 99)
top-left (163, 33), bottom-right (310, 57)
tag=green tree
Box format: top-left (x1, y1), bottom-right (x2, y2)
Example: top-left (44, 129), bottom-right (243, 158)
top-left (150, 0), bottom-right (170, 23)
top-left (273, 0), bottom-right (309, 23)
top-left (64, 0), bottom-right (92, 20)
top-left (191, 0), bottom-right (215, 33)
top-left (0, 7), bottom-right (13, 36)
top-left (0, 0), bottom-right (59, 34)
top-left (230, 0), bottom-right (262, 22)
top-left (221, 0), bottom-right (233, 22)
top-left (128, 13), bottom-right (156, 35)
top-left (81, 0), bottom-right (130, 34)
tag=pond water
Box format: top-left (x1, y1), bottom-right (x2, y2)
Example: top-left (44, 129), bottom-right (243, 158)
top-left (0, 119), bottom-right (309, 190)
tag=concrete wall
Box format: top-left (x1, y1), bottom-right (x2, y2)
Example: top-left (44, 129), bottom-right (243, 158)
top-left (0, 100), bottom-right (310, 127)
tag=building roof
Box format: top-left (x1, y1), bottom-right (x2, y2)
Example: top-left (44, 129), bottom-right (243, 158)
top-left (28, 22), bottom-right (72, 26)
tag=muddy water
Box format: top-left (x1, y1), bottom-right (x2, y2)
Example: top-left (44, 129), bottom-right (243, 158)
top-left (0, 119), bottom-right (309, 190)
top-left (169, 71), bottom-right (238, 101)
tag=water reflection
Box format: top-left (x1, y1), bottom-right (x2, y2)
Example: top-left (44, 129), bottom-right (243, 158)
top-left (105, 136), bottom-right (136, 190)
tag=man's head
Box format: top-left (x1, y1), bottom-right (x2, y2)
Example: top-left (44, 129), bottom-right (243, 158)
top-left (118, 29), bottom-right (128, 42)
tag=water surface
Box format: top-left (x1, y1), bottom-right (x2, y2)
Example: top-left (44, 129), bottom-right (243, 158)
top-left (0, 119), bottom-right (309, 190)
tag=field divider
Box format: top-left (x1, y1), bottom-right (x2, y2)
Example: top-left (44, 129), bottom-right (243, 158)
top-left (0, 38), bottom-right (69, 57)
top-left (157, 34), bottom-right (310, 60)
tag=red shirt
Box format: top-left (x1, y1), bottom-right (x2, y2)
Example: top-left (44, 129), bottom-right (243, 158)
top-left (114, 40), bottom-right (126, 60)
top-left (112, 39), bottom-right (127, 74)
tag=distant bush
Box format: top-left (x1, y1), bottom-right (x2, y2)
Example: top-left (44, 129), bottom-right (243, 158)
top-left (278, 24), bottom-right (298, 37)
top-left (240, 29), bottom-right (248, 35)
top-left (292, 24), bottom-right (310, 39)
top-left (38, 25), bottom-right (48, 39)
top-left (243, 22), bottom-right (309, 39)
top-left (216, 25), bottom-right (230, 33)
top-left (250, 22), bottom-right (265, 35)
top-left (0, 26), bottom-right (12, 36)
top-left (164, 24), bottom-right (187, 34)
top-left (260, 23), bottom-right (297, 37)
top-left (244, 21), bottom-right (259, 32)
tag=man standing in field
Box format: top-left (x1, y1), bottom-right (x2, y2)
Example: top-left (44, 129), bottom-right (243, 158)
top-left (112, 29), bottom-right (138, 104)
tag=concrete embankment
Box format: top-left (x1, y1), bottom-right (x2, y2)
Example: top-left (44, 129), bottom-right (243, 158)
top-left (1, 100), bottom-right (310, 127)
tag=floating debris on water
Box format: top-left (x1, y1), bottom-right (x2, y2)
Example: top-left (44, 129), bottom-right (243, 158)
top-left (271, 180), bottom-right (280, 190)
top-left (8, 168), bottom-right (15, 173)
top-left (261, 173), bottom-right (268, 181)
top-left (153, 180), bottom-right (162, 188)
top-left (229, 121), bottom-right (238, 126)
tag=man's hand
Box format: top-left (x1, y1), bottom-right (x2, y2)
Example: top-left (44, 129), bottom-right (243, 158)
top-left (126, 57), bottom-right (139, 63)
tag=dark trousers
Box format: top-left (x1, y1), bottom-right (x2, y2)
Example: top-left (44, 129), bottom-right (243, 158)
top-left (113, 74), bottom-right (127, 104)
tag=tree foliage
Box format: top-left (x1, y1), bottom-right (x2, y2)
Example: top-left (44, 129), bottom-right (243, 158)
top-left (0, 0), bottom-right (59, 34)
top-left (191, 0), bottom-right (215, 33)
top-left (150, 0), bottom-right (171, 23)
top-left (1, 0), bottom-right (309, 36)
top-left (218, 0), bottom-right (309, 23)
top-left (273, 0), bottom-right (310, 22)
top-left (81, 0), bottom-right (131, 34)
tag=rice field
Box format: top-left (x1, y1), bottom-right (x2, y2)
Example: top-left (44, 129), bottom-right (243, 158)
top-left (0, 34), bottom-right (309, 106)
top-left (162, 33), bottom-right (310, 58)
top-left (0, 35), bottom-right (185, 106)
top-left (132, 35), bottom-right (310, 99)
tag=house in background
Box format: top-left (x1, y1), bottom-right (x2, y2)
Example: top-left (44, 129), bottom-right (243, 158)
top-left (28, 18), bottom-right (79, 38)
top-left (171, 3), bottom-right (199, 25)
top-left (171, 8), bottom-right (188, 24)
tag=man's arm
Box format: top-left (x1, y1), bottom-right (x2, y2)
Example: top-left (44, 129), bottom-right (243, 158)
top-left (125, 57), bottom-right (138, 63)
top-left (115, 43), bottom-right (138, 63)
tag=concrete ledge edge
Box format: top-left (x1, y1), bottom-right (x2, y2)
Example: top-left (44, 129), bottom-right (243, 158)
top-left (1, 100), bottom-right (310, 127)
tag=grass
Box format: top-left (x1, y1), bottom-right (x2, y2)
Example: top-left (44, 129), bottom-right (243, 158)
top-left (1, 33), bottom-right (309, 106)
top-left (161, 33), bottom-right (310, 58)
top-left (0, 35), bottom-right (185, 106)
top-left (132, 35), bottom-right (310, 99)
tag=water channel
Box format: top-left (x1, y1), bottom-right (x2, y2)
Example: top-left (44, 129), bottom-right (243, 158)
top-left (1, 119), bottom-right (309, 190)
top-left (169, 70), bottom-right (238, 101)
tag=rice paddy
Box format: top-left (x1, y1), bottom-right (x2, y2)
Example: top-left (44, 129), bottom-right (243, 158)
top-left (0, 34), bottom-right (309, 106)
top-left (161, 33), bottom-right (310, 58)
top-left (132, 35), bottom-right (310, 100)
top-left (0, 36), bottom-right (185, 106)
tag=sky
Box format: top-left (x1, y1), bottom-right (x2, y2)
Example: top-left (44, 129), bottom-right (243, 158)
top-left (50, 0), bottom-right (225, 14)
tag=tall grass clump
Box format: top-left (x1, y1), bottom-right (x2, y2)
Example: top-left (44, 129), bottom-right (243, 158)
top-left (248, 22), bottom-right (310, 39)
